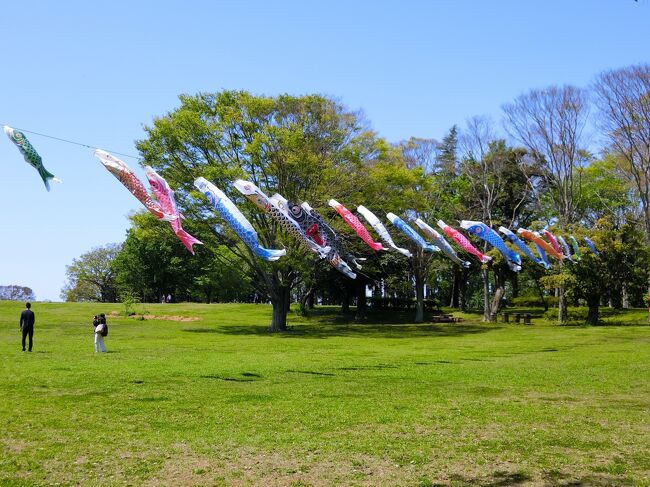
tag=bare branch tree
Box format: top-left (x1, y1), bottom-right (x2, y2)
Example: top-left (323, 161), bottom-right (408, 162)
top-left (460, 116), bottom-right (501, 224)
top-left (503, 85), bottom-right (589, 226)
top-left (401, 137), bottom-right (439, 174)
top-left (593, 64), bottom-right (650, 242)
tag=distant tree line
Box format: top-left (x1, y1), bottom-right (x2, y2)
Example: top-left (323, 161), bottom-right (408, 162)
top-left (0, 285), bottom-right (36, 301)
top-left (61, 64), bottom-right (650, 329)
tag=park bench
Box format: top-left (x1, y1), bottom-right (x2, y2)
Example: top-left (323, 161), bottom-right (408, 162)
top-left (431, 314), bottom-right (463, 323)
top-left (502, 312), bottom-right (533, 324)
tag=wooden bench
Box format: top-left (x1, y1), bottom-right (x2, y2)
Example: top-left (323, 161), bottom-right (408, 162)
top-left (431, 314), bottom-right (463, 323)
top-left (503, 311), bottom-right (533, 324)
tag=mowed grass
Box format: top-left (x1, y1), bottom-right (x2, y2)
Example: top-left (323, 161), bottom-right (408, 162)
top-left (0, 302), bottom-right (649, 486)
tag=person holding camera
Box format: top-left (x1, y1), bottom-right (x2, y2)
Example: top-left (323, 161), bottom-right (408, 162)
top-left (93, 313), bottom-right (108, 353)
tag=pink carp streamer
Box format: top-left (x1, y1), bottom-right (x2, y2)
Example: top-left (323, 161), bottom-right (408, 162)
top-left (144, 166), bottom-right (203, 254)
top-left (437, 220), bottom-right (492, 264)
top-left (517, 229), bottom-right (564, 260)
top-left (543, 229), bottom-right (563, 256)
top-left (94, 150), bottom-right (176, 222)
top-left (328, 199), bottom-right (386, 251)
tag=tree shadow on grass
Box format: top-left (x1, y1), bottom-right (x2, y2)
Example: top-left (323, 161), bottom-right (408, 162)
top-left (304, 306), bottom-right (456, 324)
top-left (429, 470), bottom-right (635, 486)
top-left (201, 322), bottom-right (500, 339)
top-left (558, 320), bottom-right (650, 327)
top-left (182, 307), bottom-right (501, 338)
top-left (183, 327), bottom-right (221, 333)
top-left (541, 472), bottom-right (635, 487)
top-left (426, 471), bottom-right (532, 486)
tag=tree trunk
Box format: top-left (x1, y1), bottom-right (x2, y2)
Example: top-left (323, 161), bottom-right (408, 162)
top-left (299, 286), bottom-right (314, 316)
top-left (487, 267), bottom-right (506, 322)
top-left (558, 285), bottom-right (567, 324)
top-left (459, 270), bottom-right (467, 311)
top-left (489, 286), bottom-right (505, 322)
top-left (586, 296), bottom-right (599, 325)
top-left (622, 284), bottom-right (630, 309)
top-left (341, 285), bottom-right (350, 313)
top-left (482, 268), bottom-right (491, 322)
top-left (414, 272), bottom-right (425, 323)
top-left (450, 269), bottom-right (460, 308)
top-left (535, 280), bottom-right (548, 311)
top-left (270, 285), bottom-right (290, 332)
top-left (354, 276), bottom-right (367, 321)
top-left (511, 273), bottom-right (519, 298)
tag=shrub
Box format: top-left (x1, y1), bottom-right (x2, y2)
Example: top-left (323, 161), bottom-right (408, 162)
top-left (120, 291), bottom-right (140, 316)
top-left (543, 306), bottom-right (588, 322)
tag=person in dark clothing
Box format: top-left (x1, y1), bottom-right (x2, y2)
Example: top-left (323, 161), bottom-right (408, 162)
top-left (20, 302), bottom-right (35, 352)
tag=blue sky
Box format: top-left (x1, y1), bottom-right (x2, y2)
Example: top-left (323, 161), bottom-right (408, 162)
top-left (1, 0), bottom-right (648, 301)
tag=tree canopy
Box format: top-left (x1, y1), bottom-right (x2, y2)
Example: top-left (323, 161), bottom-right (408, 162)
top-left (62, 65), bottom-right (650, 327)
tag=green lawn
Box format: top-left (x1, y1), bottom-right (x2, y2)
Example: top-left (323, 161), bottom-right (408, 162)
top-left (1, 301), bottom-right (649, 486)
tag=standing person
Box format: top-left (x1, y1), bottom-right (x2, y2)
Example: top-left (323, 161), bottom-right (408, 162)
top-left (92, 314), bottom-right (99, 335)
top-left (94, 313), bottom-right (107, 353)
top-left (20, 302), bottom-right (36, 352)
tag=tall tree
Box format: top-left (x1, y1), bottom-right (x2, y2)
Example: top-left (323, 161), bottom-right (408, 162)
top-left (395, 139), bottom-right (444, 322)
top-left (503, 85), bottom-right (590, 323)
top-left (435, 126), bottom-right (470, 309)
top-left (503, 85), bottom-right (589, 226)
top-left (137, 91), bottom-right (381, 331)
top-left (565, 220), bottom-right (649, 324)
top-left (111, 213), bottom-right (246, 303)
top-left (458, 118), bottom-right (531, 321)
top-left (0, 285), bottom-right (36, 301)
top-left (593, 64), bottom-right (650, 242)
top-left (577, 154), bottom-right (636, 226)
top-left (61, 244), bottom-right (121, 302)
top-left (437, 125), bottom-right (459, 175)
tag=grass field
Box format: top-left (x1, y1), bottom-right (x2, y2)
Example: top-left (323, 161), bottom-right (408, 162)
top-left (0, 301), bottom-right (649, 486)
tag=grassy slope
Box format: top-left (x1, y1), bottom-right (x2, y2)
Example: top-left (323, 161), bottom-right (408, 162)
top-left (0, 301), bottom-right (648, 486)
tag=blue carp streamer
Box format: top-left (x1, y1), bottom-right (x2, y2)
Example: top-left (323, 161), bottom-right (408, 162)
top-left (584, 237), bottom-right (600, 256)
top-left (499, 226), bottom-right (544, 267)
top-left (460, 221), bottom-right (521, 271)
top-left (387, 213), bottom-right (439, 253)
top-left (357, 205), bottom-right (411, 257)
top-left (194, 177), bottom-right (286, 261)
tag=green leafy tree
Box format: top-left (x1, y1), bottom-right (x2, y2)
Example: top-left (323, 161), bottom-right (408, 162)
top-left (565, 220), bottom-right (649, 324)
top-left (359, 142), bottom-right (440, 323)
top-left (503, 85), bottom-right (590, 323)
top-left (61, 244), bottom-right (121, 302)
top-left (576, 154), bottom-right (635, 225)
top-left (112, 212), bottom-right (250, 303)
top-left (594, 64), bottom-right (650, 243)
top-left (0, 285), bottom-right (36, 301)
top-left (137, 91), bottom-right (384, 331)
top-left (435, 126), bottom-right (472, 309)
top-left (458, 118), bottom-right (533, 321)
top-left (572, 155), bottom-right (640, 307)
top-left (112, 213), bottom-right (193, 302)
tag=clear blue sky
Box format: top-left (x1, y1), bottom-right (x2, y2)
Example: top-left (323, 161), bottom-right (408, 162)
top-left (1, 0), bottom-right (648, 301)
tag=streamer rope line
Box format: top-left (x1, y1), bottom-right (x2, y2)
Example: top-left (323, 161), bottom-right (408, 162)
top-left (2, 123), bottom-right (140, 160)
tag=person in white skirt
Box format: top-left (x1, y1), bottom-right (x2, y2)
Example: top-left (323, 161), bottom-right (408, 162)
top-left (93, 314), bottom-right (107, 353)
